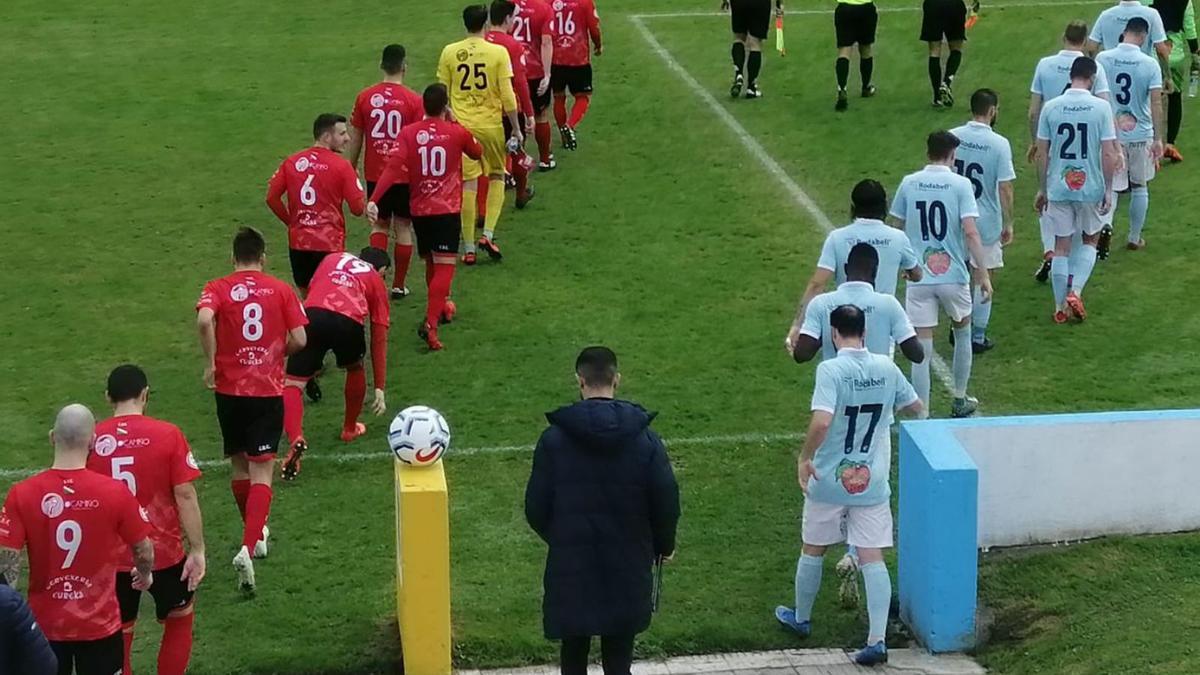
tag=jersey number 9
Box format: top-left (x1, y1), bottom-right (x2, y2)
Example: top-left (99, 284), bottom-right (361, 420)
top-left (457, 63), bottom-right (488, 91)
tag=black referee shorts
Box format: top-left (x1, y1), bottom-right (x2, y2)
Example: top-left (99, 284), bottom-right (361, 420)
top-left (730, 0), bottom-right (772, 40)
top-left (835, 2), bottom-right (878, 47)
top-left (920, 0), bottom-right (967, 43)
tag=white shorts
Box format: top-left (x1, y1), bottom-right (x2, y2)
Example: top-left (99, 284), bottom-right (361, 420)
top-left (969, 241), bottom-right (1004, 270)
top-left (1044, 201), bottom-right (1105, 237)
top-left (802, 498), bottom-right (894, 549)
top-left (1113, 140), bottom-right (1155, 192)
top-left (905, 283), bottom-right (972, 328)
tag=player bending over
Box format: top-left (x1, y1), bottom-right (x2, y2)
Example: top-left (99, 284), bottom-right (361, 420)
top-left (196, 227), bottom-right (308, 594)
top-left (89, 365), bottom-right (205, 675)
top-left (348, 44), bottom-right (424, 300)
top-left (550, 0), bottom-right (602, 148)
top-left (1035, 57), bottom-right (1120, 323)
top-left (371, 84), bottom-right (485, 351)
top-left (281, 248), bottom-right (391, 480)
top-left (513, 0), bottom-right (559, 170)
top-left (951, 88), bottom-right (1015, 353)
top-left (891, 131), bottom-right (990, 417)
top-left (774, 305), bottom-right (924, 667)
top-left (1096, 18), bottom-right (1165, 250)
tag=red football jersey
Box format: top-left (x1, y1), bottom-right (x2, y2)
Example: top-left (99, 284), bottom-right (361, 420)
top-left (88, 415), bottom-right (201, 570)
top-left (304, 252), bottom-right (391, 327)
top-left (0, 469), bottom-right (151, 642)
top-left (514, 0), bottom-right (554, 80)
top-left (389, 119), bottom-right (483, 217)
top-left (350, 82), bottom-right (425, 183)
top-left (196, 270), bottom-right (308, 397)
top-left (265, 147), bottom-right (366, 252)
top-left (487, 30), bottom-right (535, 117)
top-left (550, 0), bottom-right (601, 67)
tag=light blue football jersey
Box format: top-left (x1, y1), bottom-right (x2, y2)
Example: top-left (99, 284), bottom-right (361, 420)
top-left (807, 348), bottom-right (919, 507)
top-left (1037, 88), bottom-right (1118, 203)
top-left (950, 122), bottom-right (1017, 246)
top-left (816, 219), bottom-right (919, 297)
top-left (1096, 43), bottom-right (1163, 143)
top-left (1090, 2), bottom-right (1168, 55)
top-left (1030, 50), bottom-right (1111, 99)
top-left (799, 282), bottom-right (917, 361)
top-left (889, 165), bottom-right (980, 286)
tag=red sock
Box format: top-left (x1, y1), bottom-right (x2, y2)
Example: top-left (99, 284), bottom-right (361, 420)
top-left (343, 367), bottom-right (367, 433)
top-left (512, 155), bottom-right (529, 197)
top-left (423, 254), bottom-right (435, 287)
top-left (122, 622), bottom-right (135, 675)
top-left (553, 95), bottom-right (568, 128)
top-left (535, 121), bottom-right (553, 162)
top-left (392, 243), bottom-right (413, 289)
top-left (476, 177), bottom-right (489, 222)
top-left (242, 483), bottom-right (272, 550)
top-left (157, 612), bottom-right (194, 675)
top-left (369, 231), bottom-right (388, 251)
top-left (568, 94), bottom-right (591, 129)
top-left (425, 263), bottom-right (456, 328)
top-left (283, 385), bottom-right (305, 444)
top-left (231, 479), bottom-right (250, 521)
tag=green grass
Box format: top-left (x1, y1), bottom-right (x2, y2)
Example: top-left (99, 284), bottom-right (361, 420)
top-left (2, 0), bottom-right (1200, 672)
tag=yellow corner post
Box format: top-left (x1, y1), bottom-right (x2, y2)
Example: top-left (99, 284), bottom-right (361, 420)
top-left (395, 459), bottom-right (452, 675)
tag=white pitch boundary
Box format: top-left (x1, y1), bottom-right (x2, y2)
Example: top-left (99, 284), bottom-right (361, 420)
top-left (0, 431), bottom-right (804, 480)
top-left (629, 13), bottom-right (971, 393)
top-left (632, 0), bottom-right (1110, 19)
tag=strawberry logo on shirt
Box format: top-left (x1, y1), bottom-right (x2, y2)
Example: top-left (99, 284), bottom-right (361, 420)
top-left (837, 460), bottom-right (871, 495)
top-left (923, 248), bottom-right (952, 276)
top-left (1063, 166), bottom-right (1087, 191)
top-left (1116, 112), bottom-right (1137, 133)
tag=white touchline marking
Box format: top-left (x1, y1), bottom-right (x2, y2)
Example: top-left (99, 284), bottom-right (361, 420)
top-left (0, 431), bottom-right (805, 479)
top-left (630, 14), bottom-right (967, 393)
top-left (632, 0), bottom-right (1111, 19)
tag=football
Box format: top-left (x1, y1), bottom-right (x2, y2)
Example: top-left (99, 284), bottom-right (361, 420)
top-left (388, 405), bottom-right (451, 466)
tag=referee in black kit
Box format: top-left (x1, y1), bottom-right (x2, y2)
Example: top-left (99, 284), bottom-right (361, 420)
top-left (833, 0), bottom-right (878, 111)
top-left (724, 0), bottom-right (783, 99)
top-left (922, 0), bottom-right (969, 107)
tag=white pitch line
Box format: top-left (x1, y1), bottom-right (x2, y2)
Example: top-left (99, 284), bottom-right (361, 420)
top-left (633, 0), bottom-right (1110, 19)
top-left (630, 14), bottom-right (961, 394)
top-left (0, 431), bottom-right (804, 480)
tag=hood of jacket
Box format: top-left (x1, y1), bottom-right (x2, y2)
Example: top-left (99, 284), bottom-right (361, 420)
top-left (545, 398), bottom-right (657, 451)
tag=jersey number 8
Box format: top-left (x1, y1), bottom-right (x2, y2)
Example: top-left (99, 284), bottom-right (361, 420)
top-left (242, 302), bottom-right (264, 342)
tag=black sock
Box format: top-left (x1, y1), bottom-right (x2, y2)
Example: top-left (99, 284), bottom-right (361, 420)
top-left (944, 49), bottom-right (963, 84)
top-left (928, 57), bottom-right (943, 96)
top-left (1167, 92), bottom-right (1183, 144)
top-left (860, 57), bottom-right (874, 89)
top-left (836, 57), bottom-right (850, 91)
top-left (731, 42), bottom-right (746, 74)
top-left (747, 50), bottom-right (762, 85)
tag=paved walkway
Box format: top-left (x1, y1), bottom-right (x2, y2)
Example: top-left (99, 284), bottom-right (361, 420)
top-left (466, 648), bottom-right (985, 675)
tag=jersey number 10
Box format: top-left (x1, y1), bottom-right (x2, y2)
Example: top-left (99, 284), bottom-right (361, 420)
top-left (915, 200), bottom-right (948, 241)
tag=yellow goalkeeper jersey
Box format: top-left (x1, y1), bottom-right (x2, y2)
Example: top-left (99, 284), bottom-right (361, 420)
top-left (436, 36), bottom-right (517, 130)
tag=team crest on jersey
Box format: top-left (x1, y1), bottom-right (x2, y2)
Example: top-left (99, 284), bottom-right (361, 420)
top-left (1116, 112), bottom-right (1137, 133)
top-left (1062, 166), bottom-right (1087, 191)
top-left (295, 156), bottom-right (311, 172)
top-left (553, 0), bottom-right (564, 10)
top-left (837, 460), bottom-right (871, 495)
top-left (186, 452), bottom-right (199, 470)
top-left (230, 284), bottom-right (250, 302)
top-left (370, 93), bottom-right (386, 108)
top-left (416, 130), bottom-right (431, 145)
top-left (923, 248), bottom-right (952, 276)
top-left (41, 493), bottom-right (64, 518)
top-left (94, 434), bottom-right (118, 457)
top-left (139, 506), bottom-right (150, 522)
top-left (456, 49), bottom-right (470, 62)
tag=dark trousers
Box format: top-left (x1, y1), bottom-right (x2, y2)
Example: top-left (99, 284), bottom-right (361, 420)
top-left (560, 635), bottom-right (636, 675)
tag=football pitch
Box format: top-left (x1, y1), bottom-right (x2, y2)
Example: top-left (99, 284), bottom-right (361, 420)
top-left (4, 0), bottom-right (1200, 673)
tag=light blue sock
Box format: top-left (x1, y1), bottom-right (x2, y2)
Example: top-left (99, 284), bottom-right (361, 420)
top-left (1070, 245), bottom-right (1098, 296)
top-left (861, 560), bottom-right (891, 645)
top-left (1128, 187), bottom-right (1149, 243)
top-left (1050, 256), bottom-right (1069, 309)
top-left (971, 286), bottom-right (991, 343)
top-left (794, 554), bottom-right (824, 623)
top-left (951, 325), bottom-right (972, 399)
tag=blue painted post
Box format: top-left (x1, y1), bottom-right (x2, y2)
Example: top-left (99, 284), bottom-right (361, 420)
top-left (898, 422), bottom-right (979, 653)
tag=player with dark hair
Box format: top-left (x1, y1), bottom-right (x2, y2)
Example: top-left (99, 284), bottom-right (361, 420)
top-left (88, 365), bottom-right (205, 675)
top-left (550, 0), bottom-right (602, 149)
top-left (512, 0), bottom-right (557, 170)
top-left (724, 0), bottom-right (783, 99)
top-left (348, 45), bottom-right (425, 300)
top-left (280, 248), bottom-right (391, 480)
top-left (196, 227), bottom-right (308, 594)
top-left (371, 84), bottom-right (485, 351)
top-left (832, 0), bottom-right (878, 111)
top-left (921, 0), bottom-right (968, 107)
top-left (488, 0), bottom-right (537, 208)
top-left (265, 114), bottom-right (367, 293)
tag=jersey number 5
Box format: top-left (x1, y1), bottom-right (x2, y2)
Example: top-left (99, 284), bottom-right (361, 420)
top-left (112, 456), bottom-right (137, 495)
top-left (457, 63), bottom-right (488, 91)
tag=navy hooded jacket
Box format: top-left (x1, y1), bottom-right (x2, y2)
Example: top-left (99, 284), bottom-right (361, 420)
top-left (0, 583), bottom-right (58, 675)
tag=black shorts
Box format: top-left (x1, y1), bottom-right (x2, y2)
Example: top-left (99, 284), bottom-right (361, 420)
top-left (528, 78), bottom-right (552, 114)
top-left (289, 249), bottom-right (332, 289)
top-left (920, 0), bottom-right (967, 43)
top-left (835, 2), bottom-right (878, 47)
top-left (214, 392), bottom-right (284, 459)
top-left (550, 64), bottom-right (593, 95)
top-left (286, 307), bottom-right (366, 378)
top-left (412, 214), bottom-right (461, 257)
top-left (51, 632), bottom-right (123, 675)
top-left (366, 180), bottom-right (411, 221)
top-left (731, 0), bottom-right (772, 39)
top-left (117, 557), bottom-right (195, 623)
top-left (503, 113), bottom-right (528, 140)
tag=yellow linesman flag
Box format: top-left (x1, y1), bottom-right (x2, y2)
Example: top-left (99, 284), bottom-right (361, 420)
top-left (775, 15), bottom-right (786, 56)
